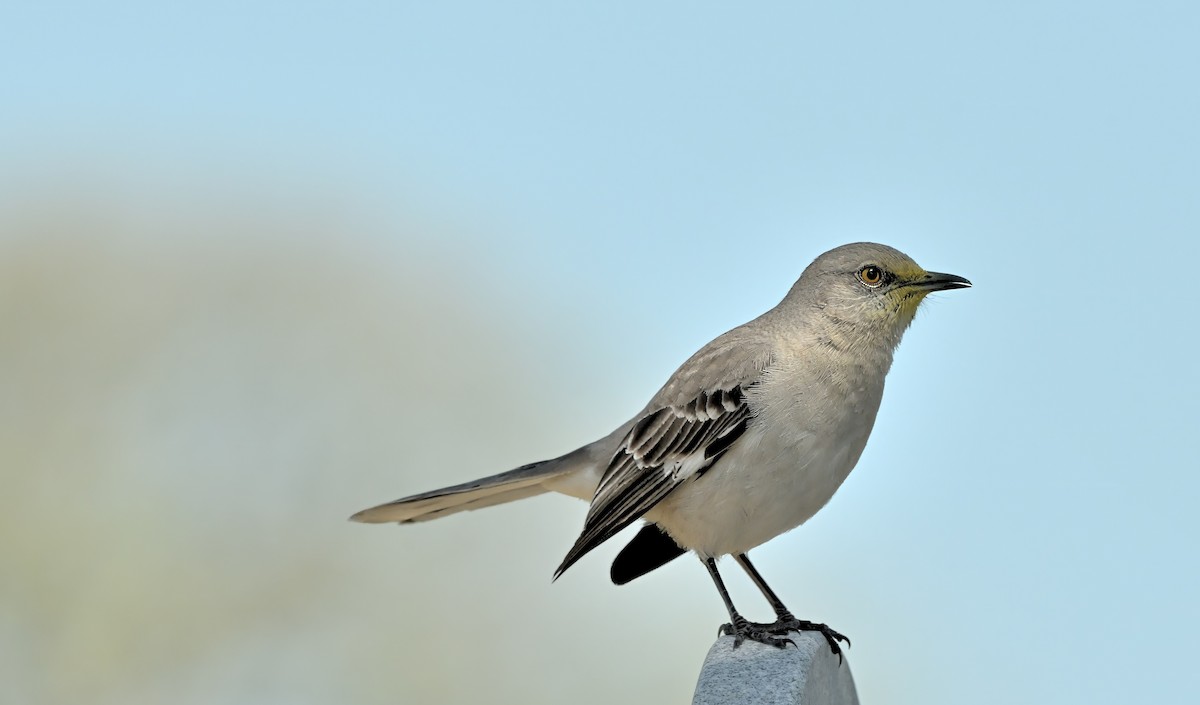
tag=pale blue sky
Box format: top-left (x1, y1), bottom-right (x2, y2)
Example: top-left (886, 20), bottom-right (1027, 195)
top-left (3, 2), bottom-right (1198, 704)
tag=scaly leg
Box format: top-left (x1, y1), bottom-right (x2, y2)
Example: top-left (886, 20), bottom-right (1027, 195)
top-left (702, 557), bottom-right (794, 649)
top-left (733, 553), bottom-right (850, 662)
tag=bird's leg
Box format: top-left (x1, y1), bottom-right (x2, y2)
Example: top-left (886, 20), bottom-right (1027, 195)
top-left (733, 553), bottom-right (850, 662)
top-left (732, 553), bottom-right (798, 622)
top-left (702, 557), bottom-right (794, 649)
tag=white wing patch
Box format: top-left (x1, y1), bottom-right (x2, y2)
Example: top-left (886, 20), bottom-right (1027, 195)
top-left (665, 451), bottom-right (709, 482)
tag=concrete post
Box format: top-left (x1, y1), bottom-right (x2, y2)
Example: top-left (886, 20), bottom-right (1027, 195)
top-left (692, 630), bottom-right (859, 705)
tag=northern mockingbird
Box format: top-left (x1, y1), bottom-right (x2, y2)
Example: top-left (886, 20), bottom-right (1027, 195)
top-left (352, 242), bottom-right (969, 658)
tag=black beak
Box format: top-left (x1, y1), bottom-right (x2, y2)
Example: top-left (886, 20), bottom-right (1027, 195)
top-left (914, 271), bottom-right (972, 292)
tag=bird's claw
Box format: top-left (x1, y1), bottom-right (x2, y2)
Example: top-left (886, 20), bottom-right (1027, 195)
top-left (755, 616), bottom-right (850, 663)
top-left (719, 616), bottom-right (797, 649)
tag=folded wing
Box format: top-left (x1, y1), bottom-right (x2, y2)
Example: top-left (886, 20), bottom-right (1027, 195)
top-left (553, 386), bottom-right (751, 578)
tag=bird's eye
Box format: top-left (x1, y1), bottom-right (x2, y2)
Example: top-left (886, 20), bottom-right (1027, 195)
top-left (858, 265), bottom-right (885, 287)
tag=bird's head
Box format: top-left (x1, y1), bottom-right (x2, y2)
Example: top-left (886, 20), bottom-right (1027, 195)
top-left (786, 242), bottom-right (971, 344)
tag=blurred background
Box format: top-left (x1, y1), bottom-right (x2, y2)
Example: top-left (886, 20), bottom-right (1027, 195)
top-left (2, 2), bottom-right (1198, 704)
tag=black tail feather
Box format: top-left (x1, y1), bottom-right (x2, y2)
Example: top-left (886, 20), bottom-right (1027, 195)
top-left (610, 523), bottom-right (687, 585)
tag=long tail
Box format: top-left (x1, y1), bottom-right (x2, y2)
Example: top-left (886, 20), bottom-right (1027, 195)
top-left (350, 452), bottom-right (586, 524)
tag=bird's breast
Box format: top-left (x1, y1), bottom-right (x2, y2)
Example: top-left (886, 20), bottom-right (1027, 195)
top-left (650, 356), bottom-right (887, 557)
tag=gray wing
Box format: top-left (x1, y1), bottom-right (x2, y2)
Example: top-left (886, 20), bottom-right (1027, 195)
top-left (553, 386), bottom-right (751, 578)
top-left (553, 331), bottom-right (773, 578)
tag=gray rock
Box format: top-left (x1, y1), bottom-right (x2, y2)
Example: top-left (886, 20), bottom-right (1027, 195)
top-left (692, 631), bottom-right (859, 705)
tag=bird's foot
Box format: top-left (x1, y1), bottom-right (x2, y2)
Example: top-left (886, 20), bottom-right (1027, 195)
top-left (718, 615), bottom-right (796, 649)
top-left (756, 613), bottom-right (850, 663)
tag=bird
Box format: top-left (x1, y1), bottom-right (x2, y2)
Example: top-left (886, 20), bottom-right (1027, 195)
top-left (351, 242), bottom-right (970, 658)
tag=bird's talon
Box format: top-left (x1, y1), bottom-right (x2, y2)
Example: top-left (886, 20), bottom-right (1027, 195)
top-left (721, 616), bottom-right (798, 649)
top-left (752, 617), bottom-right (851, 660)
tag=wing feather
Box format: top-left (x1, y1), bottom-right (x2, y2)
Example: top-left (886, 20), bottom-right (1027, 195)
top-left (553, 384), bottom-right (752, 578)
